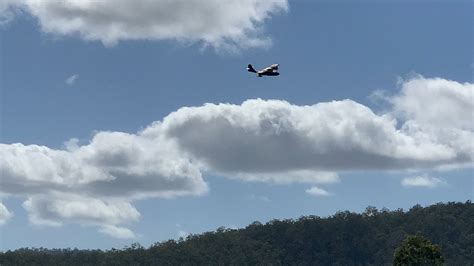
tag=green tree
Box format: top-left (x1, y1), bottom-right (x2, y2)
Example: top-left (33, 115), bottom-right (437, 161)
top-left (1, 201), bottom-right (472, 265)
top-left (393, 235), bottom-right (444, 266)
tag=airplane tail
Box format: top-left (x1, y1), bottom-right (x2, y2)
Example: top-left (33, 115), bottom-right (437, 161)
top-left (247, 64), bottom-right (257, 73)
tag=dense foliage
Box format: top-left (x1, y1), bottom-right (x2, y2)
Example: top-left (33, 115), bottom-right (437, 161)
top-left (1, 201), bottom-right (472, 265)
top-left (393, 235), bottom-right (444, 265)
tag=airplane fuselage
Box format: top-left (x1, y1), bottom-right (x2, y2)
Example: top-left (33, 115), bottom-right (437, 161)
top-left (257, 72), bottom-right (280, 77)
top-left (248, 63), bottom-right (280, 77)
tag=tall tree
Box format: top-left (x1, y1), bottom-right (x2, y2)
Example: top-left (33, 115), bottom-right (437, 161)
top-left (393, 235), bottom-right (444, 266)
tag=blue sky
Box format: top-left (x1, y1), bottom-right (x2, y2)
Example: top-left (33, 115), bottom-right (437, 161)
top-left (0, 0), bottom-right (472, 250)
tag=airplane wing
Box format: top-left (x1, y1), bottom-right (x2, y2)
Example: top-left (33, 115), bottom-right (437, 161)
top-left (260, 67), bottom-right (274, 73)
top-left (259, 64), bottom-right (279, 73)
top-left (269, 64), bottom-right (279, 70)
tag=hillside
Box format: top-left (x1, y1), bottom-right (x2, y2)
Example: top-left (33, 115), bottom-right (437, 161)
top-left (1, 201), bottom-right (472, 265)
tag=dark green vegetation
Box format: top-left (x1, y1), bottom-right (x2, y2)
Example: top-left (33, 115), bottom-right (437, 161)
top-left (1, 201), bottom-right (472, 265)
top-left (393, 235), bottom-right (444, 266)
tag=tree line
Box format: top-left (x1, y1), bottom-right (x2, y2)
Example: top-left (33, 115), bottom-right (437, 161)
top-left (1, 201), bottom-right (472, 265)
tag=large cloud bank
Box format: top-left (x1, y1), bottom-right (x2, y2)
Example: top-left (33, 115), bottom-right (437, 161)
top-left (1, 131), bottom-right (208, 238)
top-left (2, 0), bottom-right (288, 50)
top-left (1, 76), bottom-right (472, 237)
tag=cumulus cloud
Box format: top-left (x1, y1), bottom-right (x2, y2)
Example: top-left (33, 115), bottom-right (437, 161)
top-left (65, 74), bottom-right (79, 85)
top-left (3, 0), bottom-right (288, 51)
top-left (1, 132), bottom-right (208, 199)
top-left (305, 186), bottom-right (332, 197)
top-left (401, 175), bottom-right (446, 188)
top-left (0, 75), bottom-right (472, 237)
top-left (0, 202), bottom-right (13, 225)
top-left (1, 130), bottom-right (208, 237)
top-left (159, 82), bottom-right (472, 173)
top-left (389, 76), bottom-right (474, 169)
top-left (391, 76), bottom-right (473, 131)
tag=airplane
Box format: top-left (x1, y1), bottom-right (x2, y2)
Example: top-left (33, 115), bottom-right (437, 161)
top-left (247, 63), bottom-right (280, 77)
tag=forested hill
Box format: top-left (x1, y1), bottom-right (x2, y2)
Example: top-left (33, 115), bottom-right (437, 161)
top-left (1, 201), bottom-right (472, 265)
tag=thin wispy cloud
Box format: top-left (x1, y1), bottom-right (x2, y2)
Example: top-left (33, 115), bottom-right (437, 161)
top-left (0, 0), bottom-right (18, 25)
top-left (231, 171), bottom-right (340, 185)
top-left (249, 194), bottom-right (271, 202)
top-left (65, 74), bottom-right (79, 85)
top-left (402, 175), bottom-right (446, 189)
top-left (305, 186), bottom-right (332, 197)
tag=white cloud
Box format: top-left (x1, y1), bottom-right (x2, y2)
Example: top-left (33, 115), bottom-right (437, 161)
top-left (401, 175), bottom-right (446, 188)
top-left (391, 76), bottom-right (473, 130)
top-left (0, 0), bottom-right (20, 25)
top-left (63, 138), bottom-right (80, 151)
top-left (388, 76), bottom-right (474, 170)
top-left (0, 75), bottom-right (472, 237)
top-left (99, 225), bottom-right (136, 239)
top-left (65, 74), bottom-right (79, 85)
top-left (3, 0), bottom-right (288, 51)
top-left (1, 130), bottom-right (208, 237)
top-left (0, 202), bottom-right (13, 225)
top-left (229, 171), bottom-right (340, 185)
top-left (1, 132), bottom-right (208, 199)
top-left (305, 186), bottom-right (332, 197)
top-left (22, 195), bottom-right (140, 227)
top-left (159, 86), bottom-right (471, 174)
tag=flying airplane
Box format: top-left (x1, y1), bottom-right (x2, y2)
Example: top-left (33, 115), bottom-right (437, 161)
top-left (247, 64), bottom-right (280, 77)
